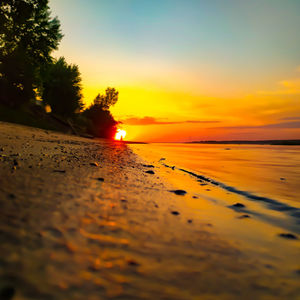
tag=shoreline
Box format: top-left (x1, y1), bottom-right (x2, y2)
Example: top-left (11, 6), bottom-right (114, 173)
top-left (0, 121), bottom-right (300, 299)
top-left (188, 140), bottom-right (300, 145)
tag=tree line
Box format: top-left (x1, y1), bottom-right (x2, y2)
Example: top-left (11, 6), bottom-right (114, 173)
top-left (0, 0), bottom-right (118, 139)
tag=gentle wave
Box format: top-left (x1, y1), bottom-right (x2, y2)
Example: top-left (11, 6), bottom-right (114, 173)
top-left (162, 162), bottom-right (300, 222)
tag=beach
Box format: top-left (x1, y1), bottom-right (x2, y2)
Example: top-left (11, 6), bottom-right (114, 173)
top-left (0, 121), bottom-right (299, 300)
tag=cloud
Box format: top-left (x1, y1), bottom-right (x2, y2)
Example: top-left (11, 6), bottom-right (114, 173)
top-left (210, 121), bottom-right (300, 130)
top-left (280, 116), bottom-right (300, 121)
top-left (259, 121), bottom-right (300, 129)
top-left (121, 116), bottom-right (220, 126)
top-left (258, 78), bottom-right (300, 95)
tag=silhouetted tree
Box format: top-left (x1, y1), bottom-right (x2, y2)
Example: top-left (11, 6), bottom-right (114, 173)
top-left (0, 0), bottom-right (62, 107)
top-left (82, 90), bottom-right (119, 138)
top-left (93, 88), bottom-right (119, 110)
top-left (41, 57), bottom-right (83, 117)
top-left (0, 48), bottom-right (36, 106)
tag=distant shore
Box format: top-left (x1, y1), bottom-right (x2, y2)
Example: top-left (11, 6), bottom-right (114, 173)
top-left (188, 139), bottom-right (300, 145)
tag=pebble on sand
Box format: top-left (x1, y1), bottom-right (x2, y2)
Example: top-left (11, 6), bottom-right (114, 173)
top-left (90, 162), bottom-right (99, 167)
top-left (170, 189), bottom-right (187, 196)
top-left (145, 170), bottom-right (155, 174)
top-left (143, 164), bottom-right (154, 168)
top-left (278, 233), bottom-right (298, 240)
top-left (96, 177), bottom-right (104, 182)
top-left (127, 259), bottom-right (140, 266)
top-left (232, 203), bottom-right (245, 208)
top-left (171, 211), bottom-right (180, 215)
top-left (53, 170), bottom-right (66, 173)
top-left (237, 214), bottom-right (250, 219)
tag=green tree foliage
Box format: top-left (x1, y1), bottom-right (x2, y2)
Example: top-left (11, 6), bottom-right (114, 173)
top-left (83, 91), bottom-right (119, 138)
top-left (0, 0), bottom-right (62, 107)
top-left (41, 57), bottom-right (83, 117)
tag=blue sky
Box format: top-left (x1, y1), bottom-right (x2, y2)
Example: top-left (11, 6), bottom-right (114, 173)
top-left (50, 0), bottom-right (300, 71)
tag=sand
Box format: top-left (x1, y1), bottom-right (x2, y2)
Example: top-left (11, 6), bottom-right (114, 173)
top-left (0, 121), bottom-right (299, 300)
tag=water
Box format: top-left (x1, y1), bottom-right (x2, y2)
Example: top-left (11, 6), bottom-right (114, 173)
top-left (131, 143), bottom-right (300, 236)
top-left (131, 143), bottom-right (300, 206)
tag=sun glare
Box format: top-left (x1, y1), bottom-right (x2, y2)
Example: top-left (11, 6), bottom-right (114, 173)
top-left (115, 129), bottom-right (126, 141)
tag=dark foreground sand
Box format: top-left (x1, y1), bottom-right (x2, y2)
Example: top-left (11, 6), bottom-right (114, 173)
top-left (0, 121), bottom-right (299, 300)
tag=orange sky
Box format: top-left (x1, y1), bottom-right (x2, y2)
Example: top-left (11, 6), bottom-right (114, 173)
top-left (49, 0), bottom-right (300, 142)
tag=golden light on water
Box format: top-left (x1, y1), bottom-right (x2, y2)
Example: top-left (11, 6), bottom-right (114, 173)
top-left (115, 129), bottom-right (126, 141)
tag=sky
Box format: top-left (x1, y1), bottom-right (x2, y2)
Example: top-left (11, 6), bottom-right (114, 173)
top-left (49, 0), bottom-right (300, 142)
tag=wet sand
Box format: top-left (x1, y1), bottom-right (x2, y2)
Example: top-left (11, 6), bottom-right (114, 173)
top-left (0, 121), bottom-right (299, 300)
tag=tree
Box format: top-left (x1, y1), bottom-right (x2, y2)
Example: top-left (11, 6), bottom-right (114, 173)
top-left (83, 108), bottom-right (118, 139)
top-left (93, 88), bottom-right (119, 110)
top-left (0, 0), bottom-right (62, 107)
top-left (82, 89), bottom-right (119, 138)
top-left (41, 57), bottom-right (83, 117)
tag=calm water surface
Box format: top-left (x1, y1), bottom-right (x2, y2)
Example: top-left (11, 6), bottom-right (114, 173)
top-left (131, 143), bottom-right (300, 206)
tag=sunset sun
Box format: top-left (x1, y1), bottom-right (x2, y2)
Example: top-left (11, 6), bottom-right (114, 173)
top-left (115, 129), bottom-right (126, 141)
